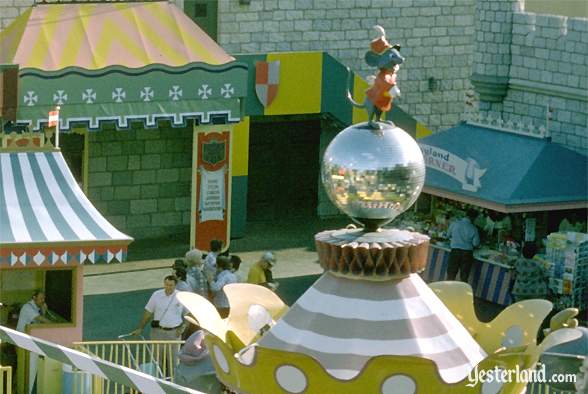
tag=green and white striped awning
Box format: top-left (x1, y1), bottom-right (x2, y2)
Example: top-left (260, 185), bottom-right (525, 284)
top-left (0, 150), bottom-right (132, 268)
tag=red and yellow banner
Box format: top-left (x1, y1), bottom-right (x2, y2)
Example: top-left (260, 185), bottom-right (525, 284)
top-left (192, 126), bottom-right (232, 252)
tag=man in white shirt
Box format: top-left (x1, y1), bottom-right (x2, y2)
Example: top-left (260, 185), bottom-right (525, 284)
top-left (17, 290), bottom-right (53, 394)
top-left (16, 290), bottom-right (52, 332)
top-left (447, 209), bottom-right (480, 282)
top-left (132, 275), bottom-right (186, 375)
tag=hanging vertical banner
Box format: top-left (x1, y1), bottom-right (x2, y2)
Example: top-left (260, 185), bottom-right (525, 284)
top-left (192, 127), bottom-right (232, 252)
top-left (199, 166), bottom-right (226, 222)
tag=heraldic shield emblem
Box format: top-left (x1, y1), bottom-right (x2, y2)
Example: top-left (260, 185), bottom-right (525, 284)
top-left (255, 60), bottom-right (280, 107)
top-left (202, 140), bottom-right (226, 166)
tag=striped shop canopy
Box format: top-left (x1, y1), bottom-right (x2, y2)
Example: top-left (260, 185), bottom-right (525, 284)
top-left (258, 272), bottom-right (487, 383)
top-left (0, 151), bottom-right (133, 268)
top-left (0, 2), bottom-right (247, 132)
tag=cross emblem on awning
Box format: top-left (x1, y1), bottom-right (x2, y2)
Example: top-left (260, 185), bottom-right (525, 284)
top-left (53, 90), bottom-right (68, 105)
top-left (82, 89), bottom-right (96, 104)
top-left (24, 91), bottom-right (38, 106)
top-left (198, 84), bottom-right (212, 99)
top-left (169, 85), bottom-right (183, 101)
top-left (220, 83), bottom-right (234, 98)
top-left (140, 87), bottom-right (154, 102)
top-left (112, 88), bottom-right (126, 103)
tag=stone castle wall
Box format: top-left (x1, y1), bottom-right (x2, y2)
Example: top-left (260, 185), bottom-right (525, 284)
top-left (503, 13), bottom-right (587, 152)
top-left (0, 0), bottom-right (33, 29)
top-left (470, 0), bottom-right (587, 154)
top-left (87, 125), bottom-right (193, 239)
top-left (217, 0), bottom-right (476, 132)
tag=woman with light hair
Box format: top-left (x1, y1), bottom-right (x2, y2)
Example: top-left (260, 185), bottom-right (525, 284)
top-left (184, 249), bottom-right (208, 298)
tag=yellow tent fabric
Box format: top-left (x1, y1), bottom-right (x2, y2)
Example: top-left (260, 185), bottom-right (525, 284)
top-left (0, 1), bottom-right (234, 71)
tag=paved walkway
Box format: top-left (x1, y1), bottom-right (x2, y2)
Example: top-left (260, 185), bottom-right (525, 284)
top-left (83, 247), bottom-right (323, 295)
top-left (83, 217), bottom-right (349, 295)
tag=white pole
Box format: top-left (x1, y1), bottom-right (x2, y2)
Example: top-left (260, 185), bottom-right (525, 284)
top-left (55, 106), bottom-right (60, 148)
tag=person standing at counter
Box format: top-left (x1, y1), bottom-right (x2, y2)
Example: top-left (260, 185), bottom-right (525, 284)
top-left (447, 209), bottom-right (480, 282)
top-left (511, 243), bottom-right (548, 302)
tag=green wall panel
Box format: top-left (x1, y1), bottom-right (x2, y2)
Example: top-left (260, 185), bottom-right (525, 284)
top-left (321, 52), bottom-right (353, 125)
top-left (230, 175), bottom-right (248, 239)
top-left (386, 106), bottom-right (418, 138)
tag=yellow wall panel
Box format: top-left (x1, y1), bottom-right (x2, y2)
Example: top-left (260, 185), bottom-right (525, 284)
top-left (351, 75), bottom-right (369, 124)
top-left (232, 116), bottom-right (250, 176)
top-left (264, 52), bottom-right (322, 115)
top-left (416, 122), bottom-right (433, 139)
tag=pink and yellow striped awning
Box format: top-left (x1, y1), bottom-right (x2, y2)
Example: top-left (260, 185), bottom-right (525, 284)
top-left (0, 1), bottom-right (234, 71)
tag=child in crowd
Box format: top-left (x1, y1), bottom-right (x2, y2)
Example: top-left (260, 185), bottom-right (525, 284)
top-left (230, 255), bottom-right (243, 282)
top-left (172, 259), bottom-right (192, 292)
top-left (208, 256), bottom-right (238, 318)
top-left (204, 240), bottom-right (222, 281)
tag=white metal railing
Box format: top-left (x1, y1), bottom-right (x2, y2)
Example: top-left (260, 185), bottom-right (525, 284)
top-left (73, 339), bottom-right (183, 394)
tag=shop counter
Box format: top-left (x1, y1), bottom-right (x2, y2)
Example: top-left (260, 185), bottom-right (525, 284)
top-left (421, 244), bottom-right (515, 306)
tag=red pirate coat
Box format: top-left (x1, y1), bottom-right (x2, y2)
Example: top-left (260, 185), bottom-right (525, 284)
top-left (366, 69), bottom-right (397, 112)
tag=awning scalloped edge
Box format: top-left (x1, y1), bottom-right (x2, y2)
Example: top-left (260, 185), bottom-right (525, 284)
top-left (0, 244), bottom-right (129, 269)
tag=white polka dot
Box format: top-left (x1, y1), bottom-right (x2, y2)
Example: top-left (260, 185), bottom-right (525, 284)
top-left (501, 325), bottom-right (524, 348)
top-left (213, 345), bottom-right (229, 373)
top-left (381, 375), bottom-right (416, 394)
top-left (236, 345), bottom-right (256, 366)
top-left (275, 365), bottom-right (307, 393)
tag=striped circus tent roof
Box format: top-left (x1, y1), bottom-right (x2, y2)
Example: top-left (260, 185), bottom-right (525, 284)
top-left (0, 2), bottom-right (234, 70)
top-left (0, 151), bottom-right (132, 268)
top-left (258, 272), bottom-right (487, 383)
top-left (0, 2), bottom-right (247, 132)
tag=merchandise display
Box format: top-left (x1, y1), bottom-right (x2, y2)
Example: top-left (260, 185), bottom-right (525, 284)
top-left (394, 195), bottom-right (588, 310)
top-left (546, 232), bottom-right (588, 311)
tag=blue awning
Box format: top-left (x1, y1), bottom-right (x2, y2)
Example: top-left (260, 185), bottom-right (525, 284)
top-left (418, 122), bottom-right (587, 212)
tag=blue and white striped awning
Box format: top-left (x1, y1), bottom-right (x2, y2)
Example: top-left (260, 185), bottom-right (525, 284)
top-left (0, 151), bottom-right (132, 268)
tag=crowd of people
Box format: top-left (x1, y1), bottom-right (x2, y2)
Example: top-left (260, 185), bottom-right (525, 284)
top-left (129, 240), bottom-right (279, 356)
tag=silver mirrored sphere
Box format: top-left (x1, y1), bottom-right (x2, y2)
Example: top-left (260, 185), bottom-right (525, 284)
top-left (321, 122), bottom-right (425, 230)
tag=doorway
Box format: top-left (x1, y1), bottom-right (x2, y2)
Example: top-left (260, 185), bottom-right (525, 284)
top-left (247, 118), bottom-right (321, 222)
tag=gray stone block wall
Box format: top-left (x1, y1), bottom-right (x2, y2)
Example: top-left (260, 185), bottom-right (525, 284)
top-left (0, 0), bottom-right (33, 29)
top-left (501, 12), bottom-right (588, 154)
top-left (470, 0), bottom-right (522, 106)
top-left (218, 0), bottom-right (476, 131)
top-left (1, 0), bottom-right (184, 28)
top-left (87, 124), bottom-right (193, 239)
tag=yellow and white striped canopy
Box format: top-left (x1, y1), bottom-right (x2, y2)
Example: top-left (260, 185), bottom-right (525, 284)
top-left (0, 1), bottom-right (234, 71)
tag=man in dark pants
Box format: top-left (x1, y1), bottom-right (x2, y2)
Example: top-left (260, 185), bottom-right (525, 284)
top-left (446, 209), bottom-right (480, 282)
